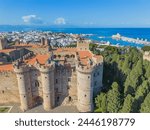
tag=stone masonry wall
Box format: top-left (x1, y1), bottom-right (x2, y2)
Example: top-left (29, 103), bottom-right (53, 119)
top-left (0, 72), bottom-right (20, 104)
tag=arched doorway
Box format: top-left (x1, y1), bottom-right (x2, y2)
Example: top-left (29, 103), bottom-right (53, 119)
top-left (33, 96), bottom-right (43, 106)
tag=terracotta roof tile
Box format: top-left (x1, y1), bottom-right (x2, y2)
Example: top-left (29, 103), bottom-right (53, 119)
top-left (26, 54), bottom-right (49, 65)
top-left (0, 64), bottom-right (13, 71)
top-left (0, 49), bottom-right (15, 53)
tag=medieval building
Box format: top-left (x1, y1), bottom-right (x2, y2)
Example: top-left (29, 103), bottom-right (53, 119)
top-left (0, 37), bottom-right (103, 112)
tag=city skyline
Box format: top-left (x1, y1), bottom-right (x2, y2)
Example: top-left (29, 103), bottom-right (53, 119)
top-left (0, 0), bottom-right (150, 27)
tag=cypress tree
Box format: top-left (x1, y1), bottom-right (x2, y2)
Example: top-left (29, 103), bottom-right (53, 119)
top-left (121, 94), bottom-right (134, 113)
top-left (107, 82), bottom-right (121, 113)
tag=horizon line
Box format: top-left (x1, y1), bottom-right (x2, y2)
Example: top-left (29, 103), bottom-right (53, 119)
top-left (0, 24), bottom-right (150, 29)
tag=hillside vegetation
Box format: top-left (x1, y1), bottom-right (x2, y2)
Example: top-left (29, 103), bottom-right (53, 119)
top-left (90, 44), bottom-right (150, 113)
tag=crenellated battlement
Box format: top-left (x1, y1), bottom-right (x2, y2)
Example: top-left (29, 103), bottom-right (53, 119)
top-left (31, 56), bottom-right (55, 73)
top-left (0, 37), bottom-right (104, 112)
top-left (53, 47), bottom-right (76, 49)
top-left (13, 61), bottom-right (30, 74)
top-left (76, 62), bottom-right (103, 74)
top-left (0, 70), bottom-right (14, 75)
top-left (13, 65), bottom-right (30, 74)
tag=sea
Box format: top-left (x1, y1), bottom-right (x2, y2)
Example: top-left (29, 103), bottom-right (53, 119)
top-left (1, 25), bottom-right (150, 47)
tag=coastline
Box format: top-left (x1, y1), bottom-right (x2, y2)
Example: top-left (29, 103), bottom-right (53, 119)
top-left (0, 27), bottom-right (150, 47)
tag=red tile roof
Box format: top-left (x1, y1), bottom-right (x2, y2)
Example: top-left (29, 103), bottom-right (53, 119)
top-left (0, 49), bottom-right (15, 53)
top-left (26, 54), bottom-right (49, 65)
top-left (0, 64), bottom-right (13, 71)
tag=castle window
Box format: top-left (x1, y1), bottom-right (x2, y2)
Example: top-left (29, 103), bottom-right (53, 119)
top-left (53, 55), bottom-right (56, 58)
top-left (45, 77), bottom-right (47, 79)
top-left (58, 55), bottom-right (61, 58)
top-left (73, 68), bottom-right (76, 72)
top-left (68, 78), bottom-right (71, 82)
top-left (55, 79), bottom-right (58, 84)
top-left (93, 73), bottom-right (96, 77)
top-left (20, 77), bottom-right (22, 79)
top-left (88, 76), bottom-right (90, 79)
top-left (2, 90), bottom-right (4, 94)
top-left (35, 80), bottom-right (39, 88)
top-left (94, 81), bottom-right (97, 86)
top-left (84, 95), bottom-right (87, 97)
top-left (67, 85), bottom-right (70, 89)
top-left (24, 96), bottom-right (26, 98)
top-left (69, 96), bottom-right (72, 102)
top-left (71, 55), bottom-right (75, 58)
top-left (65, 55), bottom-right (69, 58)
top-left (97, 72), bottom-right (100, 75)
top-left (57, 96), bottom-right (60, 102)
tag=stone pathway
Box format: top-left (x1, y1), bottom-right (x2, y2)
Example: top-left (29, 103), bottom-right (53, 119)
top-left (0, 102), bottom-right (79, 113)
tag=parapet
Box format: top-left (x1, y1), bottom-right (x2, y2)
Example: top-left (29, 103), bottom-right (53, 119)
top-left (35, 59), bottom-right (55, 73)
top-left (13, 62), bottom-right (30, 74)
top-left (76, 62), bottom-right (102, 74)
top-left (77, 40), bottom-right (91, 51)
top-left (39, 65), bottom-right (54, 73)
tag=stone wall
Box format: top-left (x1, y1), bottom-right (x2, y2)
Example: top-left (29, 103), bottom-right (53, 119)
top-left (76, 67), bottom-right (94, 112)
top-left (143, 51), bottom-right (150, 61)
top-left (0, 37), bottom-right (7, 50)
top-left (93, 64), bottom-right (103, 96)
top-left (54, 66), bottom-right (77, 106)
top-left (0, 72), bottom-right (20, 104)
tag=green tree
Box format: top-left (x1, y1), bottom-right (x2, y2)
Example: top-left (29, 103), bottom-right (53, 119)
top-left (140, 93), bottom-right (150, 113)
top-left (142, 46), bottom-right (150, 52)
top-left (134, 81), bottom-right (150, 112)
top-left (121, 94), bottom-right (134, 113)
top-left (95, 93), bottom-right (107, 113)
top-left (107, 82), bottom-right (121, 113)
top-left (124, 60), bottom-right (143, 96)
top-left (122, 57), bottom-right (131, 75)
top-left (144, 61), bottom-right (150, 79)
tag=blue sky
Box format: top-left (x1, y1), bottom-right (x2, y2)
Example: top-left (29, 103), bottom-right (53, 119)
top-left (0, 0), bottom-right (150, 27)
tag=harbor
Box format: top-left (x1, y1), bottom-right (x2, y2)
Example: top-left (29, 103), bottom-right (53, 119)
top-left (112, 33), bottom-right (150, 46)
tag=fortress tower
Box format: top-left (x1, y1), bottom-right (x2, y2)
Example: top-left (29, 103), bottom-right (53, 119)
top-left (76, 62), bottom-right (103, 112)
top-left (76, 65), bottom-right (94, 112)
top-left (77, 40), bottom-right (90, 51)
top-left (39, 64), bottom-right (55, 111)
top-left (0, 36), bottom-right (7, 50)
top-left (13, 63), bottom-right (33, 111)
top-left (41, 37), bottom-right (49, 46)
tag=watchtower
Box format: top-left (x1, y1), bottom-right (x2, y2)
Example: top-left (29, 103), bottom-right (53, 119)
top-left (0, 36), bottom-right (7, 50)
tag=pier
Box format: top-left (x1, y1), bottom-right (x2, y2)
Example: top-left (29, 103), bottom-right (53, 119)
top-left (112, 33), bottom-right (150, 45)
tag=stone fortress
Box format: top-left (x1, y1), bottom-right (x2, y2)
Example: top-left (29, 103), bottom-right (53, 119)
top-left (0, 35), bottom-right (103, 112)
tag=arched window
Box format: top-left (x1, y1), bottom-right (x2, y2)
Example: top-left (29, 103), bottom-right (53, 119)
top-left (69, 96), bottom-right (72, 102)
top-left (71, 54), bottom-right (75, 58)
top-left (53, 55), bottom-right (56, 58)
top-left (65, 55), bottom-right (69, 58)
top-left (57, 96), bottom-right (60, 102)
top-left (58, 55), bottom-right (61, 58)
top-left (35, 80), bottom-right (40, 88)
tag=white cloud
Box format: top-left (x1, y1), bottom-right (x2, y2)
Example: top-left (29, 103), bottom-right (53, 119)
top-left (22, 15), bottom-right (43, 24)
top-left (54, 17), bottom-right (66, 25)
